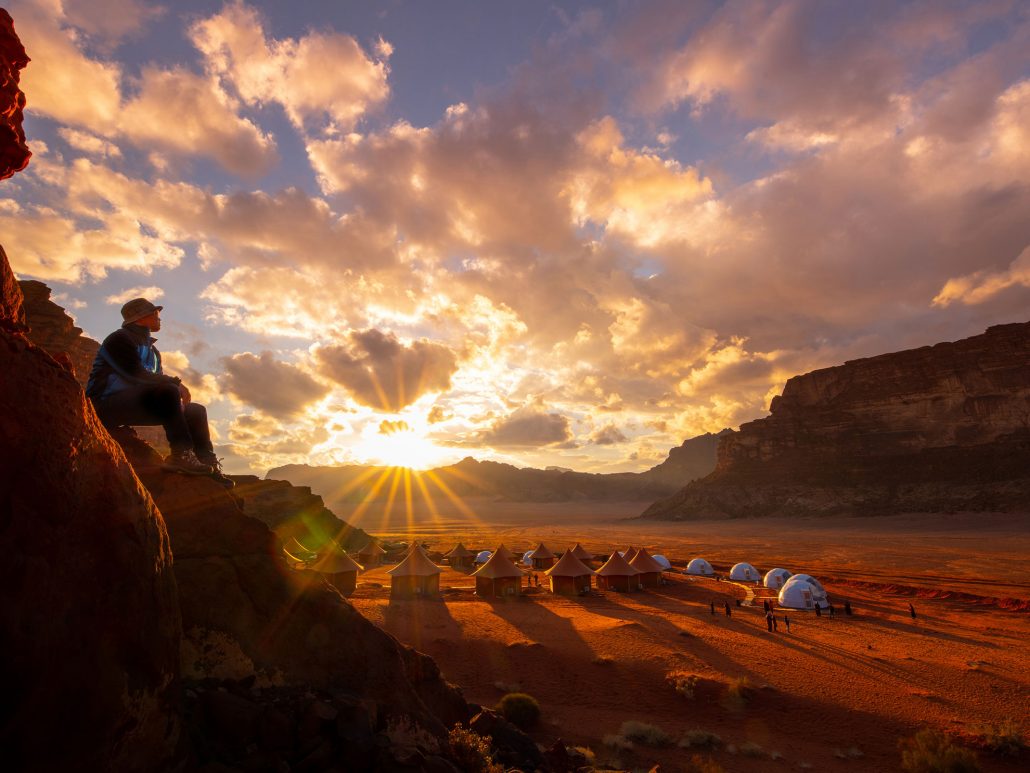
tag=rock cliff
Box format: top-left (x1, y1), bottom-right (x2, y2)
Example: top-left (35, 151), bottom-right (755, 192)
top-left (642, 323), bottom-right (1030, 519)
top-left (0, 10), bottom-right (30, 180)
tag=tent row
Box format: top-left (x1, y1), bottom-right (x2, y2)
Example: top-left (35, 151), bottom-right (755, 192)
top-left (684, 557), bottom-right (830, 610)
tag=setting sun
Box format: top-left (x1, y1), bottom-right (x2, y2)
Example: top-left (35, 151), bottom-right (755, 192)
top-left (354, 424), bottom-right (451, 470)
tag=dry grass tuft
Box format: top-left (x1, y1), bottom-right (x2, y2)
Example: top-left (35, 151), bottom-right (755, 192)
top-left (592, 654), bottom-right (615, 665)
top-left (666, 670), bottom-right (702, 699)
top-left (685, 755), bottom-right (727, 773)
top-left (620, 719), bottom-right (672, 746)
top-left (899, 728), bottom-right (980, 772)
top-left (962, 719), bottom-right (1027, 756)
top-left (679, 729), bottom-right (722, 749)
top-left (739, 741), bottom-right (766, 758)
top-left (602, 733), bottom-right (634, 752)
top-left (834, 746), bottom-right (864, 759)
top-left (447, 724), bottom-right (504, 773)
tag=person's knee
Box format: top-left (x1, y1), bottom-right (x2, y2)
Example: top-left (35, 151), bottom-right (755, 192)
top-left (141, 384), bottom-right (182, 417)
top-left (184, 402), bottom-right (208, 422)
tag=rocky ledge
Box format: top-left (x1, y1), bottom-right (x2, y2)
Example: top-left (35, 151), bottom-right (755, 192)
top-left (642, 322), bottom-right (1030, 519)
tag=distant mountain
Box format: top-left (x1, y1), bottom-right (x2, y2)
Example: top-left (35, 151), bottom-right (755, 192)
top-left (641, 322), bottom-right (1030, 520)
top-left (267, 431), bottom-right (725, 506)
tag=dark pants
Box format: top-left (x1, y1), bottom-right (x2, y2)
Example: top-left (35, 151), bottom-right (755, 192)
top-left (93, 383), bottom-right (213, 456)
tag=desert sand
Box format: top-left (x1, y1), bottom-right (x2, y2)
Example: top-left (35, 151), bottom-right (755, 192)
top-left (340, 500), bottom-right (1029, 771)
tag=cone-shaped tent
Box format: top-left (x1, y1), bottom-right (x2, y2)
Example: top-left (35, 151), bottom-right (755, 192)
top-left (686, 558), bottom-right (715, 576)
top-left (623, 546), bottom-right (639, 563)
top-left (494, 543), bottom-right (517, 562)
top-left (594, 550), bottom-right (640, 592)
top-left (763, 568), bottom-right (792, 589)
top-left (730, 562), bottom-right (759, 582)
top-left (569, 543), bottom-right (594, 562)
top-left (629, 548), bottom-right (664, 588)
top-left (444, 542), bottom-right (476, 571)
top-left (287, 536), bottom-right (318, 558)
top-left (310, 550), bottom-right (363, 596)
top-left (357, 539), bottom-right (387, 567)
top-left (470, 551), bottom-right (525, 597)
top-left (386, 544), bottom-right (442, 598)
top-left (530, 542), bottom-right (556, 570)
top-left (544, 551), bottom-right (594, 595)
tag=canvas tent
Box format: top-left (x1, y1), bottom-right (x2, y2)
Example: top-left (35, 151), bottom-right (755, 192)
top-left (310, 550), bottom-right (363, 596)
top-left (623, 546), bottom-right (640, 563)
top-left (443, 543), bottom-right (475, 571)
top-left (686, 558), bottom-right (715, 576)
top-left (569, 543), bottom-right (594, 563)
top-left (544, 551), bottom-right (594, 595)
top-left (652, 554), bottom-right (672, 570)
top-left (594, 550), bottom-right (640, 592)
top-left (356, 539), bottom-right (387, 568)
top-left (778, 575), bottom-right (829, 609)
top-left (628, 548), bottom-right (665, 588)
top-left (729, 562), bottom-right (759, 582)
top-left (470, 551), bottom-right (525, 597)
top-left (763, 568), bottom-right (792, 589)
top-left (529, 542), bottom-right (556, 570)
top-left (494, 544), bottom-right (518, 562)
top-left (386, 544), bottom-right (442, 599)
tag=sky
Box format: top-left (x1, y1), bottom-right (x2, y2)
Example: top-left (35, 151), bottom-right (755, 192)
top-left (4, 0), bottom-right (1029, 475)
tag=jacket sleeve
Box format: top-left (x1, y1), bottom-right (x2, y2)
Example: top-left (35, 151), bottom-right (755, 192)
top-left (102, 331), bottom-right (180, 386)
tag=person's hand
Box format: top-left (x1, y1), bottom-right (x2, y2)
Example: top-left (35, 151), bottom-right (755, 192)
top-left (178, 382), bottom-right (192, 405)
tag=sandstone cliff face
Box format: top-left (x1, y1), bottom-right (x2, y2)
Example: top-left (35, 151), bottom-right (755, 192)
top-left (1, 244), bottom-right (184, 772)
top-left (0, 10), bottom-right (30, 180)
top-left (643, 323), bottom-right (1030, 519)
top-left (19, 279), bottom-right (97, 383)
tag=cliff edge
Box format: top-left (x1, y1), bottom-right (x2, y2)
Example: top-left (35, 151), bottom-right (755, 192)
top-left (642, 323), bottom-right (1030, 519)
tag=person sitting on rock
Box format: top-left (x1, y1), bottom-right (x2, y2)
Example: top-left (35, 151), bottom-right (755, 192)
top-left (86, 298), bottom-right (231, 485)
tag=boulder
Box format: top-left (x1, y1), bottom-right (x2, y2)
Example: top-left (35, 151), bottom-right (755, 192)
top-left (0, 251), bottom-right (184, 770)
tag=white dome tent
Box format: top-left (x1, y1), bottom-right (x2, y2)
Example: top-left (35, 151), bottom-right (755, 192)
top-left (785, 574), bottom-right (826, 593)
top-left (522, 550), bottom-right (535, 567)
top-left (652, 554), bottom-right (672, 571)
top-left (764, 568), bottom-right (792, 589)
top-left (475, 550), bottom-right (492, 564)
top-left (778, 575), bottom-right (829, 609)
top-left (729, 562), bottom-right (759, 582)
top-left (685, 558), bottom-right (714, 576)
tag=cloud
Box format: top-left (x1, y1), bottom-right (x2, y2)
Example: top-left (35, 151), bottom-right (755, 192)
top-left (61, 0), bottom-right (166, 48)
top-left (105, 285), bottom-right (164, 304)
top-left (189, 0), bottom-right (390, 133)
top-left (57, 128), bottom-right (122, 158)
top-left (17, 2), bottom-right (277, 175)
top-left (315, 329), bottom-right (458, 412)
top-left (378, 419), bottom-right (410, 434)
top-left (474, 407), bottom-right (573, 448)
top-left (933, 245), bottom-right (1030, 307)
top-left (426, 405), bottom-right (450, 424)
top-left (220, 351), bottom-right (329, 418)
top-left (589, 424), bottom-right (627, 445)
top-left (160, 349), bottom-right (221, 406)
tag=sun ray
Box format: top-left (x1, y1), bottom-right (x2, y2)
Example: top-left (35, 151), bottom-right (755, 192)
top-left (424, 469), bottom-right (481, 522)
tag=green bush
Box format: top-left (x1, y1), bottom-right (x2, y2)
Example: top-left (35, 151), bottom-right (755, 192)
top-left (899, 728), bottom-right (980, 772)
top-left (447, 724), bottom-right (504, 773)
top-left (495, 692), bottom-right (540, 730)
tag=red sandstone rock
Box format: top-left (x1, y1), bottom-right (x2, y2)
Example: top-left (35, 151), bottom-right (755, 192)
top-left (0, 9), bottom-right (30, 180)
top-left (644, 323), bottom-right (1030, 519)
top-left (19, 280), bottom-right (97, 384)
top-left (0, 251), bottom-right (184, 772)
top-left (0, 244), bottom-right (24, 331)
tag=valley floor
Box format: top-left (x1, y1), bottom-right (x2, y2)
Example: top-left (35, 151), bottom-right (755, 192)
top-left (342, 506), bottom-right (1029, 772)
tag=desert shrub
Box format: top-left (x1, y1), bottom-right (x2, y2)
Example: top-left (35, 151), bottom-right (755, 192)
top-left (493, 680), bottom-right (521, 693)
top-left (620, 720), bottom-right (671, 746)
top-left (602, 734), bottom-right (633, 751)
top-left (686, 755), bottom-right (727, 773)
top-left (739, 741), bottom-right (766, 758)
top-left (899, 728), bottom-right (980, 772)
top-left (679, 729), bottom-right (722, 749)
top-left (965, 719), bottom-right (1027, 756)
top-left (666, 670), bottom-right (701, 699)
top-left (447, 724), bottom-right (504, 773)
top-left (571, 746), bottom-right (596, 764)
top-left (495, 692), bottom-right (540, 730)
top-left (593, 654), bottom-right (615, 665)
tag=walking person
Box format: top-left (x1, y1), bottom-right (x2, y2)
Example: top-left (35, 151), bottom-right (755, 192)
top-left (844, 600), bottom-right (853, 616)
top-left (772, 615), bottom-right (778, 632)
top-left (765, 611), bottom-right (774, 632)
top-left (815, 604), bottom-right (822, 618)
top-left (909, 602), bottom-right (917, 620)
top-left (724, 601), bottom-right (732, 618)
top-left (710, 600), bottom-right (716, 616)
top-left (784, 615), bottom-right (791, 633)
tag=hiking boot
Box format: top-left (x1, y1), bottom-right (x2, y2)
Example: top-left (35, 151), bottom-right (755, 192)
top-left (198, 453), bottom-right (236, 488)
top-left (164, 448), bottom-right (214, 474)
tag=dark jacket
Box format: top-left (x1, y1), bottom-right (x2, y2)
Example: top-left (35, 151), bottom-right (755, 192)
top-left (86, 324), bottom-right (180, 399)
